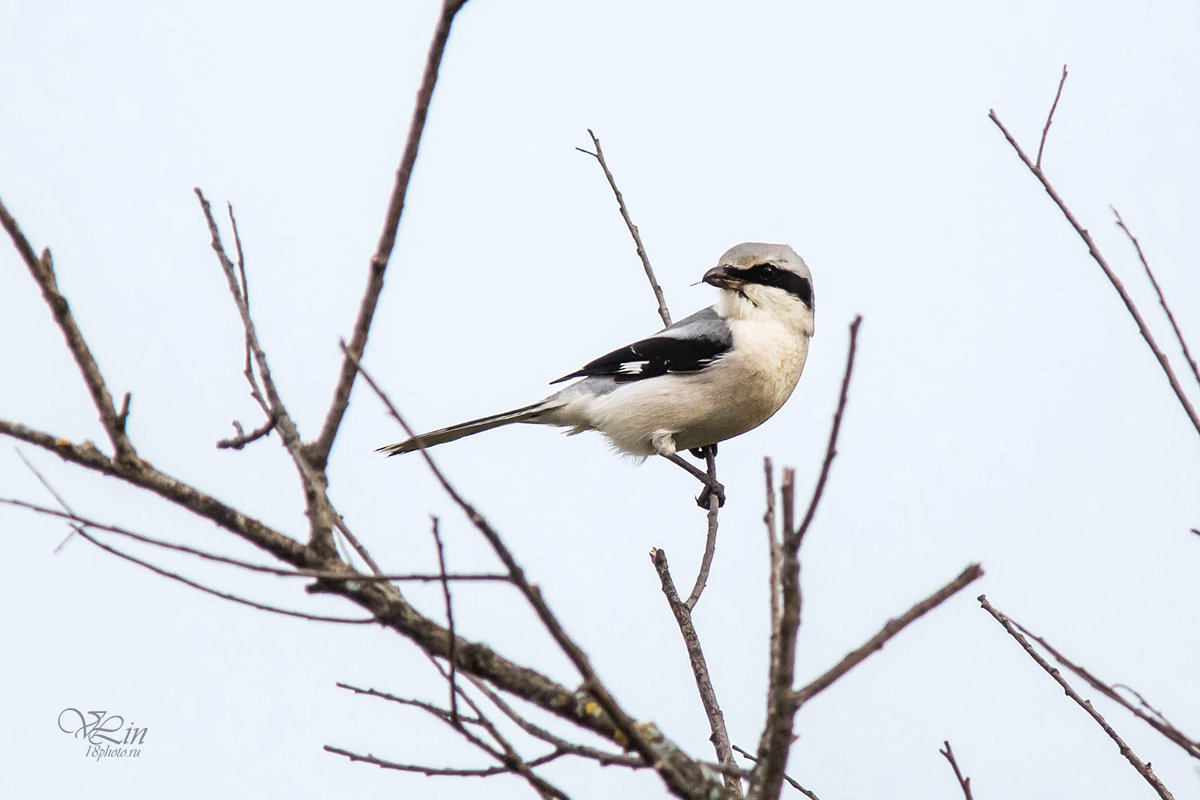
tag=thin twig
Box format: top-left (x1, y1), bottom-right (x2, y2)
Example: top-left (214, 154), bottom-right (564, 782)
top-left (336, 682), bottom-right (484, 726)
top-left (0, 195), bottom-right (137, 462)
top-left (1036, 65), bottom-right (1068, 169)
top-left (217, 412), bottom-right (277, 449)
top-left (311, 0), bottom-right (471, 468)
top-left (791, 316), bottom-right (861, 548)
top-left (430, 515), bottom-right (459, 723)
top-left (686, 447), bottom-right (721, 608)
top-left (5, 495), bottom-right (510, 585)
top-left (14, 447), bottom-right (82, 552)
top-left (793, 563), bottom-right (983, 708)
top-left (651, 548), bottom-right (741, 796)
top-left (979, 595), bottom-right (1176, 800)
top-left (1007, 615), bottom-right (1200, 761)
top-left (422, 656), bottom-right (570, 800)
top-left (733, 744), bottom-right (819, 800)
top-left (463, 675), bottom-right (645, 769)
top-left (74, 526), bottom-right (374, 623)
top-left (939, 740), bottom-right (975, 800)
top-left (988, 109), bottom-right (1200, 438)
top-left (577, 129), bottom-right (671, 327)
top-left (1113, 207), bottom-right (1200, 393)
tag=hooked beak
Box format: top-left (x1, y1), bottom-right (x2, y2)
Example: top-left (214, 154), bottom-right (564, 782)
top-left (702, 265), bottom-right (744, 291)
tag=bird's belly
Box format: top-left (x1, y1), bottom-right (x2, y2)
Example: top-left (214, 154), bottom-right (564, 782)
top-left (561, 339), bottom-right (807, 456)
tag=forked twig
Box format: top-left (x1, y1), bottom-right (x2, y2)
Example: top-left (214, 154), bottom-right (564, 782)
top-left (1036, 65), bottom-right (1068, 169)
top-left (978, 595), bottom-right (1176, 800)
top-left (989, 103), bottom-right (1200, 438)
top-left (939, 740), bottom-right (975, 800)
top-left (1007, 611), bottom-right (1200, 761)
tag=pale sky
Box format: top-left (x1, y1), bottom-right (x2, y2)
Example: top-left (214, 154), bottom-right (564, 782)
top-left (2, 2), bottom-right (1198, 798)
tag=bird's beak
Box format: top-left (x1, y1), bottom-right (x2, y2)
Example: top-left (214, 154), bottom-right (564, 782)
top-left (702, 265), bottom-right (744, 291)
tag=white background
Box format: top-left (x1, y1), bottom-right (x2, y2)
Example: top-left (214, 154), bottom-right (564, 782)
top-left (2, 2), bottom-right (1198, 798)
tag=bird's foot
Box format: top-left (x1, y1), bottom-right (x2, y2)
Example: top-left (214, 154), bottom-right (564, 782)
top-left (696, 479), bottom-right (725, 509)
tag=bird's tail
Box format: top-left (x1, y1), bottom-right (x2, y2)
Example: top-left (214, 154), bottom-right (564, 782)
top-left (378, 401), bottom-right (551, 456)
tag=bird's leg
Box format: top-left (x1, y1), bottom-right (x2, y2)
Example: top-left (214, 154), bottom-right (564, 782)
top-left (663, 445), bottom-right (725, 508)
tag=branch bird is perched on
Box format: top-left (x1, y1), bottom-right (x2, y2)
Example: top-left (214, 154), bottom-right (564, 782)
top-left (380, 242), bottom-right (815, 463)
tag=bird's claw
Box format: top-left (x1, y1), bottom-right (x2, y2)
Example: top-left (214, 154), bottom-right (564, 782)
top-left (696, 480), bottom-right (726, 509)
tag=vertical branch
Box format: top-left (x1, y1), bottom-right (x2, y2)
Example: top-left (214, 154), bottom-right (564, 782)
top-left (1036, 65), bottom-right (1068, 170)
top-left (749, 318), bottom-right (861, 800)
top-left (430, 515), bottom-right (458, 722)
top-left (685, 447), bottom-right (721, 608)
top-left (939, 741), bottom-right (975, 800)
top-left (311, 0), bottom-right (471, 467)
top-left (577, 129), bottom-right (671, 328)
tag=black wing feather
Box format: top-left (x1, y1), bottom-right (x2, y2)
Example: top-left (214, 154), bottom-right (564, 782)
top-left (551, 308), bottom-right (732, 384)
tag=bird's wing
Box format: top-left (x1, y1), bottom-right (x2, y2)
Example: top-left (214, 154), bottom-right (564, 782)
top-left (550, 306), bottom-right (732, 384)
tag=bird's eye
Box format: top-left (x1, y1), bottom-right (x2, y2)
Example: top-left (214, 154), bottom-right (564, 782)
top-left (753, 263), bottom-right (778, 280)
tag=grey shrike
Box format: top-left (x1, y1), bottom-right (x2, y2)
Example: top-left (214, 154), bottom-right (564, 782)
top-left (380, 242), bottom-right (814, 459)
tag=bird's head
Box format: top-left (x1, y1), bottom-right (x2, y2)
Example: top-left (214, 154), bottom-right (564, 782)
top-left (703, 242), bottom-right (815, 336)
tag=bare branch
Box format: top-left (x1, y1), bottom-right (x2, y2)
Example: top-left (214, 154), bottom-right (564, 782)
top-left (1006, 612), bottom-right (1200, 762)
top-left (1036, 65), bottom-right (1068, 169)
top-left (651, 548), bottom-right (741, 796)
top-left (750, 317), bottom-right (862, 800)
top-left (686, 446), bottom-right (722, 608)
top-left (195, 189), bottom-right (339, 557)
top-left (791, 315), bottom-right (861, 549)
top-left (733, 744), bottom-right (820, 800)
top-left (939, 740), bottom-right (975, 800)
top-left (336, 682), bottom-right (485, 727)
top-left (0, 194), bottom-right (136, 462)
top-left (430, 516), bottom-right (459, 723)
top-left (311, 0), bottom-right (471, 468)
top-left (463, 675), bottom-right (645, 769)
top-left (988, 108), bottom-right (1200, 438)
top-left (793, 564), bottom-right (983, 707)
top-left (217, 412), bottom-right (277, 450)
top-left (3, 497), bottom-right (512, 590)
top-left (978, 595), bottom-right (1177, 800)
top-left (1113, 207), bottom-right (1200, 393)
top-left (577, 129), bottom-right (671, 327)
top-left (763, 459), bottom-right (782, 674)
top-left (346, 343), bottom-right (728, 800)
top-left (73, 525), bottom-right (374, 624)
top-left (0, 417), bottom-right (311, 565)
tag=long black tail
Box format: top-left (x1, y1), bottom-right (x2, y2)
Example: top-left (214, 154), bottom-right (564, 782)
top-left (377, 402), bottom-right (549, 455)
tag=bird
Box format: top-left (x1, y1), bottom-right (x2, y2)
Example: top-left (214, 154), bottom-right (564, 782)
top-left (380, 242), bottom-right (814, 465)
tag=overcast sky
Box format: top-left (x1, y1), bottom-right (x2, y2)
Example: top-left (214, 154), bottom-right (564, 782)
top-left (2, 2), bottom-right (1198, 798)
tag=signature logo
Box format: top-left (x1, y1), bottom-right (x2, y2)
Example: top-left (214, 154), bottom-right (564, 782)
top-left (58, 709), bottom-right (148, 760)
